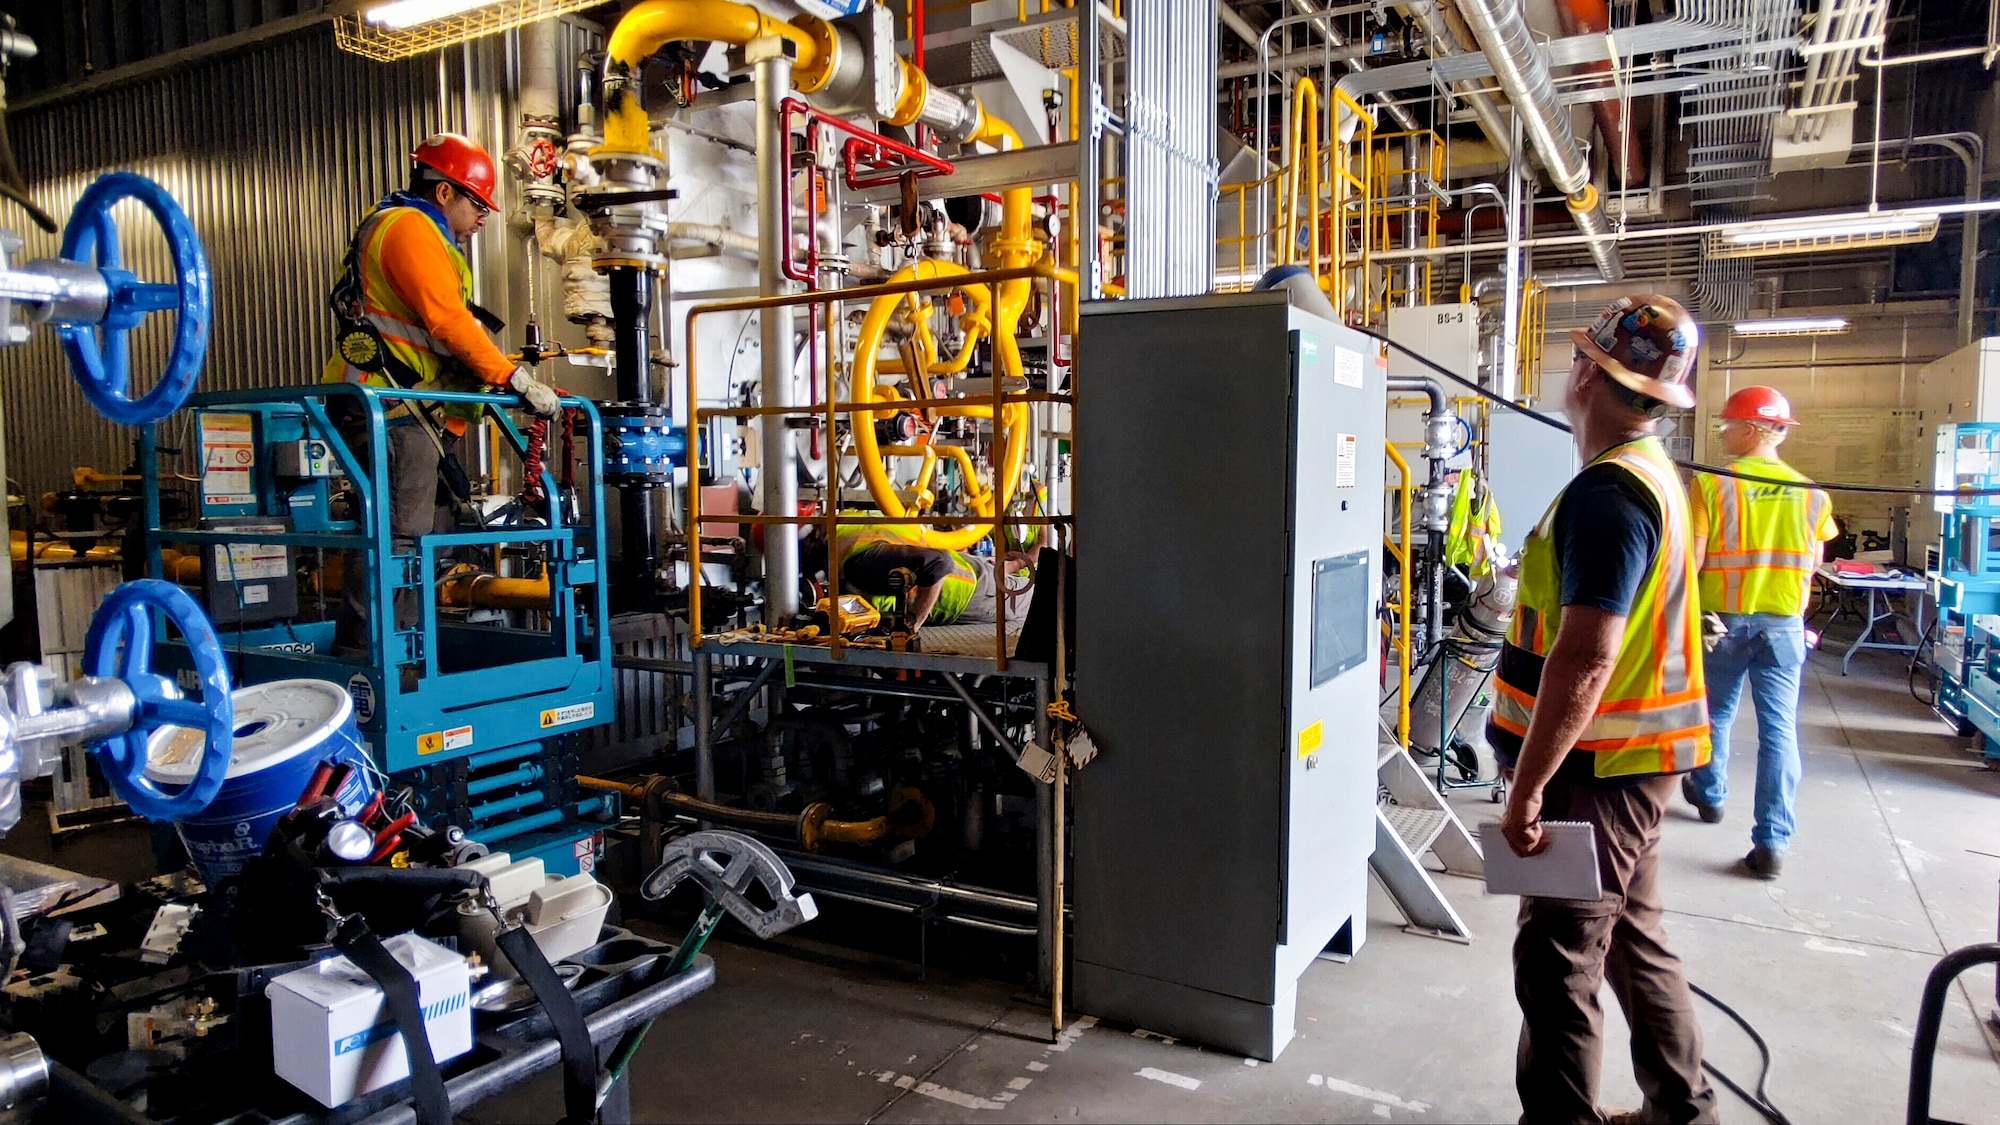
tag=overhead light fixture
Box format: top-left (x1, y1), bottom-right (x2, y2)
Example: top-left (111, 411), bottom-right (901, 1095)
top-left (363, 0), bottom-right (508, 30)
top-left (337, 0), bottom-right (602, 61)
top-left (1731, 317), bottom-right (1851, 337)
top-left (1706, 210), bottom-right (1941, 259)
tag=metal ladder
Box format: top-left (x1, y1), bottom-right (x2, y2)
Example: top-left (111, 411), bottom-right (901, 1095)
top-left (1370, 739), bottom-right (1484, 940)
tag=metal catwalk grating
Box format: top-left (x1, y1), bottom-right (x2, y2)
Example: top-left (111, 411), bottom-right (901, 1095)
top-left (916, 621), bottom-right (1025, 660)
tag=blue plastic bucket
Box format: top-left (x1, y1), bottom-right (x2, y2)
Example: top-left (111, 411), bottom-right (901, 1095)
top-left (145, 678), bottom-right (376, 886)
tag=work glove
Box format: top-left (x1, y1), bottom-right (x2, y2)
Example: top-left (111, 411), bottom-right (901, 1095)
top-left (508, 365), bottom-right (562, 418)
top-left (1701, 612), bottom-right (1727, 653)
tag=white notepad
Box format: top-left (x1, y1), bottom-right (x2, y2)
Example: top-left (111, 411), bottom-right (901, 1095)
top-left (1476, 820), bottom-right (1603, 901)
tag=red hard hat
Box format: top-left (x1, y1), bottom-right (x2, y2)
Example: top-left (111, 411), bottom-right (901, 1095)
top-left (411, 133), bottom-right (499, 212)
top-left (1719, 385), bottom-right (1800, 427)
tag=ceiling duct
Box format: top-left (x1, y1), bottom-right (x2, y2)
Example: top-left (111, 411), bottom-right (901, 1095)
top-left (1453, 0), bottom-right (1625, 280)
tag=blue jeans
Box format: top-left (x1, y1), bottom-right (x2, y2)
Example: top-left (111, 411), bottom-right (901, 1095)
top-left (1689, 613), bottom-right (1806, 851)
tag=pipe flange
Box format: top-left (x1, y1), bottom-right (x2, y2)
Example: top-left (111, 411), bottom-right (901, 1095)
top-left (790, 15), bottom-right (841, 95)
top-left (603, 401), bottom-right (684, 485)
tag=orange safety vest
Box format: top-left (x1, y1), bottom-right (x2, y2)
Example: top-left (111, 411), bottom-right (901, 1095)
top-left (321, 205), bottom-right (492, 427)
top-left (1692, 456), bottom-right (1835, 616)
top-left (1491, 437), bottom-right (1713, 778)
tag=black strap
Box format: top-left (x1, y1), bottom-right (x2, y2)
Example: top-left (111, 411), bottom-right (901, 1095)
top-left (497, 924), bottom-right (597, 1124)
top-left (334, 915), bottom-right (452, 1125)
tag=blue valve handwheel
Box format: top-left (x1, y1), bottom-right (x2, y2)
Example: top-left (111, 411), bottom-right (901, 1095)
top-left (82, 579), bottom-right (234, 821)
top-left (57, 172), bottom-right (211, 426)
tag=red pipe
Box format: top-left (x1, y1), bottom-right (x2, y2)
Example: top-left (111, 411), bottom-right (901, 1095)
top-left (1553, 0), bottom-right (1645, 186)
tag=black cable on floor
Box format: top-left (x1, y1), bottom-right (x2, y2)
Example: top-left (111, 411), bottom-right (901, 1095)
top-left (1690, 981), bottom-right (1794, 1125)
top-left (1907, 617), bottom-right (1941, 709)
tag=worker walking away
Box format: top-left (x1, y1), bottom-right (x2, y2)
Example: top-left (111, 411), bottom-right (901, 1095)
top-left (1489, 296), bottom-right (1719, 1125)
top-left (1682, 386), bottom-right (1837, 880)
top-left (802, 524), bottom-right (1030, 634)
top-left (322, 132), bottom-right (560, 647)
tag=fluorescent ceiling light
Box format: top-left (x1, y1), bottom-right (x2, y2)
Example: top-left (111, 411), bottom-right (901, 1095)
top-left (1726, 213), bottom-right (1938, 245)
top-left (364, 0), bottom-right (507, 29)
top-left (1731, 317), bottom-right (1851, 336)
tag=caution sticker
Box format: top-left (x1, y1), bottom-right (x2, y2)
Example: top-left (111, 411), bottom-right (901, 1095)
top-left (540, 702), bottom-right (596, 729)
top-left (418, 726), bottom-right (473, 756)
top-left (1298, 720), bottom-right (1324, 759)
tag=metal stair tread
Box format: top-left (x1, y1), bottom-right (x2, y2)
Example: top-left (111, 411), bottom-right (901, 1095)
top-left (1380, 802), bottom-right (1449, 856)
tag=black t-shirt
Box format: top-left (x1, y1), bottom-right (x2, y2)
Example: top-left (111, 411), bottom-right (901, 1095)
top-left (1489, 461), bottom-right (1665, 785)
top-left (841, 542), bottom-right (953, 596)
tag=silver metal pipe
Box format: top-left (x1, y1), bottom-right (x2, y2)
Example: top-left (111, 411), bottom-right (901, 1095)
top-left (1455, 0), bottom-right (1624, 280)
top-left (1218, 42), bottom-right (1371, 80)
top-left (1468, 265), bottom-right (1603, 302)
top-left (692, 648), bottom-right (715, 802)
top-left (1864, 132), bottom-right (1983, 344)
top-left (753, 40), bottom-right (799, 619)
top-left (1499, 113), bottom-right (1524, 401)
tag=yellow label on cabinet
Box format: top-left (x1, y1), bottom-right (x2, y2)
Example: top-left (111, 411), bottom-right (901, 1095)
top-left (417, 731), bottom-right (444, 756)
top-left (1298, 720), bottom-right (1324, 758)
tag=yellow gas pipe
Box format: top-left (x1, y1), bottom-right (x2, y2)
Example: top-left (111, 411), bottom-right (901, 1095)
top-left (599, 1), bottom-right (1041, 552)
top-left (848, 114), bottom-right (1038, 551)
top-left (440, 564), bottom-right (553, 611)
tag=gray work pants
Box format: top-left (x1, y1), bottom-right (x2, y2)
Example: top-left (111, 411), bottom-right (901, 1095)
top-left (337, 417), bottom-right (443, 641)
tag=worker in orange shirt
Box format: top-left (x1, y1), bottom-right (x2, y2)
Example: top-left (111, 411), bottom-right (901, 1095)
top-left (322, 133), bottom-right (560, 646)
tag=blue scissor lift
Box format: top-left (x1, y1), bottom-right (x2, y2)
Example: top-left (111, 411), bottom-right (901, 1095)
top-left (141, 383), bottom-right (618, 874)
top-left (1926, 421), bottom-right (2000, 764)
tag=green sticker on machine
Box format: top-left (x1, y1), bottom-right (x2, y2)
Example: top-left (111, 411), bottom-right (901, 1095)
top-left (1300, 334), bottom-right (1320, 365)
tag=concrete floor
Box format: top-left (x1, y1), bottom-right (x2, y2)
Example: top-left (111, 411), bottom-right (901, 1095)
top-left (473, 638), bottom-right (2000, 1124)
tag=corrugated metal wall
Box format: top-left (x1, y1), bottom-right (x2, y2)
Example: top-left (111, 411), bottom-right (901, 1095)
top-left (0, 26), bottom-right (477, 497)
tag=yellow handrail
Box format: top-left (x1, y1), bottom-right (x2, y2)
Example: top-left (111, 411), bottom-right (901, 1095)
top-left (1519, 279), bottom-right (1548, 402)
top-left (1384, 441), bottom-right (1413, 749)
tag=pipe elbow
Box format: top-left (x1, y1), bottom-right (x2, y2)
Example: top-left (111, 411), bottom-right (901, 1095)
top-left (606, 0), bottom-right (816, 69)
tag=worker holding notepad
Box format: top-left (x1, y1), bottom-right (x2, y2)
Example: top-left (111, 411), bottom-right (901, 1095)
top-left (1486, 297), bottom-right (1719, 1125)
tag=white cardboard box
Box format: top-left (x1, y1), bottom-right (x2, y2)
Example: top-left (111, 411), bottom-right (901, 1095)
top-left (266, 933), bottom-right (473, 1108)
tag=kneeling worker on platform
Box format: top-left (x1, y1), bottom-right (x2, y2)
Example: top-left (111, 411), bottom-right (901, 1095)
top-left (1682, 386), bottom-right (1837, 880)
top-left (1488, 296), bottom-right (1719, 1124)
top-left (802, 525), bottom-right (1029, 634)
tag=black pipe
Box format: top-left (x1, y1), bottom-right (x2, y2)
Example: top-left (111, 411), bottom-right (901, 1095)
top-left (1906, 943), bottom-right (2000, 1125)
top-left (609, 266), bottom-right (659, 612)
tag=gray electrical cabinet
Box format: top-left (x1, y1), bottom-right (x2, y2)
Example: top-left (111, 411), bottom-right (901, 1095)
top-left (1073, 290), bottom-right (1386, 1060)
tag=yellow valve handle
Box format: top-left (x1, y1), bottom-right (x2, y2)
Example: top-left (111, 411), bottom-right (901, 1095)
top-left (850, 257), bottom-right (1033, 551)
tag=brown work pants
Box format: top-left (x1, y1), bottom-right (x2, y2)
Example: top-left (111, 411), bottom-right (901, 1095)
top-left (1514, 772), bottom-right (1719, 1124)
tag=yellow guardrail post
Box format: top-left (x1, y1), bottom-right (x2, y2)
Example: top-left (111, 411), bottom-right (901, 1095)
top-left (1384, 441), bottom-right (1413, 749)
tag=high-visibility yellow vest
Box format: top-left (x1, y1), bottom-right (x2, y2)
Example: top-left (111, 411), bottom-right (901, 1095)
top-left (1491, 437), bottom-right (1713, 779)
top-left (320, 206), bottom-right (490, 425)
top-left (1446, 469), bottom-right (1503, 575)
top-left (834, 524), bottom-right (981, 623)
top-left (1691, 456), bottom-right (1835, 616)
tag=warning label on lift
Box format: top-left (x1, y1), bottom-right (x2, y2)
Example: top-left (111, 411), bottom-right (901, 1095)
top-left (417, 725), bottom-right (474, 756)
top-left (200, 413), bottom-right (256, 506)
top-left (540, 702), bottom-right (596, 729)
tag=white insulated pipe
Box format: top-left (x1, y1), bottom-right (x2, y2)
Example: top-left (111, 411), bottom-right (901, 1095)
top-left (753, 39), bottom-right (799, 619)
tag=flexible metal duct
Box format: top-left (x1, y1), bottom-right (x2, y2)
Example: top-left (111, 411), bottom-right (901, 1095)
top-left (1453, 0), bottom-right (1625, 281)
